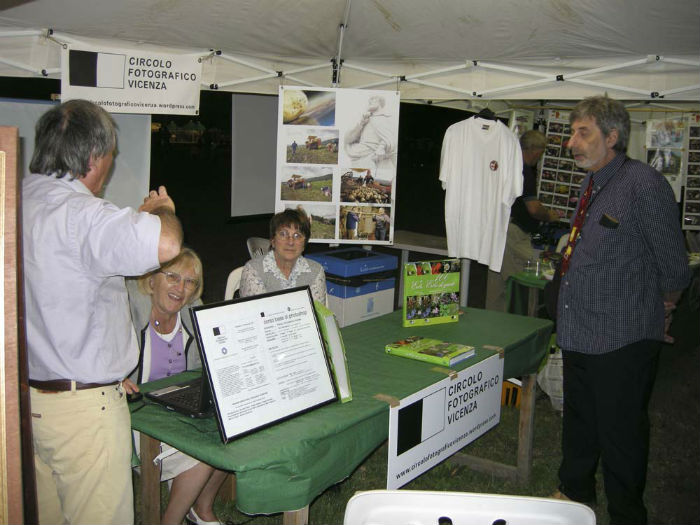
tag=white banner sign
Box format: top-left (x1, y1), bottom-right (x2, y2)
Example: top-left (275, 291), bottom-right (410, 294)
top-left (275, 86), bottom-right (400, 244)
top-left (387, 352), bottom-right (503, 489)
top-left (61, 44), bottom-right (202, 115)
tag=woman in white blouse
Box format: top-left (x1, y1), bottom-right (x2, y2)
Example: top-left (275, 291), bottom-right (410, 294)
top-left (240, 208), bottom-right (326, 303)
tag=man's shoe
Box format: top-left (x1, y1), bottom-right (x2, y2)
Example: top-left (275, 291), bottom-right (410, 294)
top-left (550, 489), bottom-right (572, 501)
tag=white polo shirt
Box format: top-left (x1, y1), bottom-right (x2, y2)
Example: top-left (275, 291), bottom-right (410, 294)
top-left (22, 173), bottom-right (161, 383)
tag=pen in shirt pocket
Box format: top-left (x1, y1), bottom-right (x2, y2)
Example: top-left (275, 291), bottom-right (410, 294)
top-left (599, 213), bottom-right (619, 229)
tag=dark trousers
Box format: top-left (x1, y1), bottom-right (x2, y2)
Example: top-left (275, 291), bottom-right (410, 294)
top-left (559, 340), bottom-right (660, 525)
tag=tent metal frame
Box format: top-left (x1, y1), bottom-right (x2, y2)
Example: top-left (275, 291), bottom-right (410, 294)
top-left (1, 28), bottom-right (698, 102)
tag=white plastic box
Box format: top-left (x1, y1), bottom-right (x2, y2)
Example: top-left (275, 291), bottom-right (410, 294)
top-left (328, 288), bottom-right (394, 327)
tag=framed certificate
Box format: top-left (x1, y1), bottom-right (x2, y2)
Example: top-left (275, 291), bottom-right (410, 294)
top-left (190, 286), bottom-right (337, 443)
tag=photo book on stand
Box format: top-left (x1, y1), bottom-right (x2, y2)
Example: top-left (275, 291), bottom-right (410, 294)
top-left (189, 286), bottom-right (338, 444)
top-left (403, 258), bottom-right (461, 327)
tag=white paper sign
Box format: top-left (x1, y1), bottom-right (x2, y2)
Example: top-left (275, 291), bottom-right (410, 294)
top-left (387, 352), bottom-right (503, 489)
top-left (190, 288), bottom-right (337, 443)
top-left (61, 43), bottom-right (202, 115)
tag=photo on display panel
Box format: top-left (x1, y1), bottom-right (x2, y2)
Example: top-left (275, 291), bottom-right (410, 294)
top-left (285, 127), bottom-right (339, 165)
top-left (284, 203), bottom-right (337, 240)
top-left (280, 165), bottom-right (334, 202)
top-left (282, 89), bottom-right (336, 126)
top-left (339, 167), bottom-right (392, 204)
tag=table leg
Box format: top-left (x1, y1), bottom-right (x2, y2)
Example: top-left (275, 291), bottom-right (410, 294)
top-left (516, 374), bottom-right (536, 483)
top-left (527, 287), bottom-right (538, 317)
top-left (217, 473), bottom-right (236, 504)
top-left (283, 505), bottom-right (309, 525)
top-left (397, 248), bottom-right (409, 309)
top-left (459, 258), bottom-right (470, 307)
top-left (140, 433), bottom-right (161, 524)
top-left (449, 372), bottom-right (536, 483)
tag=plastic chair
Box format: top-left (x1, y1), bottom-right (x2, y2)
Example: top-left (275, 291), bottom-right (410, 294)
top-left (343, 490), bottom-right (596, 525)
top-left (224, 266), bottom-right (244, 300)
top-left (247, 237), bottom-right (270, 259)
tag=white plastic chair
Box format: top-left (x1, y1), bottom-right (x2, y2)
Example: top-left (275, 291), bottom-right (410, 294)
top-left (343, 490), bottom-right (596, 525)
top-left (247, 237), bottom-right (270, 259)
top-left (224, 266), bottom-right (244, 300)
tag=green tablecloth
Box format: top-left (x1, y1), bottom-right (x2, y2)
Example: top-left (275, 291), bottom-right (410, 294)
top-left (131, 307), bottom-right (552, 514)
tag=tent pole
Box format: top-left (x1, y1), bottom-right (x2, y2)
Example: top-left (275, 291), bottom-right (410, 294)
top-left (660, 84), bottom-right (700, 97)
top-left (333, 0), bottom-right (352, 86)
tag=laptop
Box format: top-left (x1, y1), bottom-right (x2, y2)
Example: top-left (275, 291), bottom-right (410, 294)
top-left (145, 372), bottom-right (214, 418)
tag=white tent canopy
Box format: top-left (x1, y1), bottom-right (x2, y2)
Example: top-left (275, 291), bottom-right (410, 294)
top-left (0, 0), bottom-right (698, 106)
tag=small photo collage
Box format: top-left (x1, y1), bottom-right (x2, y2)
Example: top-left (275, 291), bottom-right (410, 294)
top-left (276, 87), bottom-right (399, 243)
top-left (538, 111), bottom-right (579, 221)
top-left (684, 124), bottom-right (700, 230)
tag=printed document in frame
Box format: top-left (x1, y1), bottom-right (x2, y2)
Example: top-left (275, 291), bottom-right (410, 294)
top-left (190, 287), bottom-right (337, 443)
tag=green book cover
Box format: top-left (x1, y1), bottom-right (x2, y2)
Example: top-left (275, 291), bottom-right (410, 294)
top-left (403, 259), bottom-right (460, 327)
top-left (385, 336), bottom-right (475, 367)
top-left (314, 300), bottom-right (352, 403)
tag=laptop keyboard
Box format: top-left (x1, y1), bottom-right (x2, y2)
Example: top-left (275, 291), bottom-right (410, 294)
top-left (165, 382), bottom-right (201, 410)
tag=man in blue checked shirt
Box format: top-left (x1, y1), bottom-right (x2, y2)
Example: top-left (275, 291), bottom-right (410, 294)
top-left (551, 96), bottom-right (690, 525)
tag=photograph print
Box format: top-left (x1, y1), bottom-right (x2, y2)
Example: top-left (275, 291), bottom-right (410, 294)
top-left (285, 127), bottom-right (339, 165)
top-left (284, 203), bottom-right (337, 240)
top-left (339, 167), bottom-right (392, 204)
top-left (282, 88), bottom-right (336, 126)
top-left (335, 89), bottom-right (400, 184)
top-left (280, 165), bottom-right (334, 202)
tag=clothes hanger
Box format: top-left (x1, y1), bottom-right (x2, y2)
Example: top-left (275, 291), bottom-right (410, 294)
top-left (475, 106), bottom-right (496, 120)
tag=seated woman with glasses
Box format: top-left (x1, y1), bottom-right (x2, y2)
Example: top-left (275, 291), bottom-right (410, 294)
top-left (123, 247), bottom-right (227, 525)
top-left (240, 208), bottom-right (327, 303)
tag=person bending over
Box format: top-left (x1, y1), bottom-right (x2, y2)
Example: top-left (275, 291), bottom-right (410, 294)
top-left (24, 99), bottom-right (182, 525)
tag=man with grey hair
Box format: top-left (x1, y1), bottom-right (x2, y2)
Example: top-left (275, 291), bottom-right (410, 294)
top-left (23, 99), bottom-right (183, 524)
top-left (552, 96), bottom-right (689, 525)
top-left (486, 129), bottom-right (560, 311)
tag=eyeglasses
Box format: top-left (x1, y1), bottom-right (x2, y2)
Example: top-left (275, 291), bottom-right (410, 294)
top-left (159, 271), bottom-right (199, 290)
top-left (276, 230), bottom-right (305, 242)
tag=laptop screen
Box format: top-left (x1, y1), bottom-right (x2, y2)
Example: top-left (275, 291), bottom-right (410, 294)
top-left (189, 286), bottom-right (337, 443)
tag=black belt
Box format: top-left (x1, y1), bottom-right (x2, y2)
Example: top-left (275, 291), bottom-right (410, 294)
top-left (29, 379), bottom-right (120, 392)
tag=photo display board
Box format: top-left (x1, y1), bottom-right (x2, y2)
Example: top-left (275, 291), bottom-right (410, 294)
top-left (685, 117), bottom-right (700, 230)
top-left (190, 287), bottom-right (337, 443)
top-left (538, 110), bottom-right (584, 222)
top-left (275, 86), bottom-right (400, 244)
top-left (645, 117), bottom-right (686, 202)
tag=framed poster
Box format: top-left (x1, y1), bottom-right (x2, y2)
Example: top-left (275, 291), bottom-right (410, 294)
top-left (275, 86), bottom-right (400, 244)
top-left (189, 287), bottom-right (337, 443)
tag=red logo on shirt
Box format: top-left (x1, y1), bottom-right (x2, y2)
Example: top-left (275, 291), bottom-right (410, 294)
top-left (490, 160), bottom-right (499, 171)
